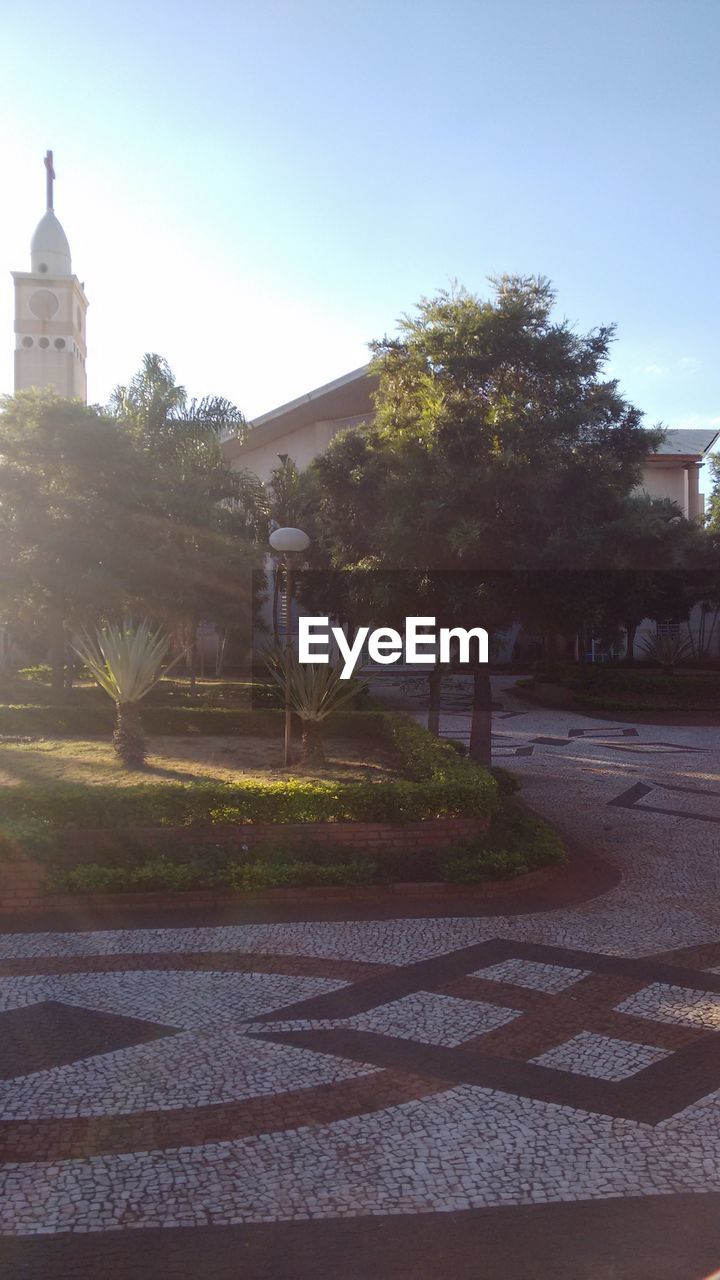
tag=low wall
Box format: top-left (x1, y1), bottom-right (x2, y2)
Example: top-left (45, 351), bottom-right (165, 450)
top-left (0, 861), bottom-right (46, 911)
top-left (0, 814), bottom-right (491, 914)
top-left (56, 816), bottom-right (490, 860)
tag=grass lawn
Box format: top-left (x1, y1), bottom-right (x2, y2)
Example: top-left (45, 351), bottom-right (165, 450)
top-left (0, 735), bottom-right (399, 788)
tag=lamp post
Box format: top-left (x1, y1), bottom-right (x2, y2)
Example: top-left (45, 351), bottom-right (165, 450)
top-left (269, 527), bottom-right (310, 766)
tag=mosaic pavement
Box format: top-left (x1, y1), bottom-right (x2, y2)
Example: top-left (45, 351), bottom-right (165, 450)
top-left (1, 679), bottom-right (720, 1277)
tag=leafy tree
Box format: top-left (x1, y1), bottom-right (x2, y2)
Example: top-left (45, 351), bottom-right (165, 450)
top-left (707, 453), bottom-right (720, 530)
top-left (110, 355), bottom-right (267, 680)
top-left (0, 390), bottom-right (151, 697)
top-left (305, 277), bottom-right (677, 763)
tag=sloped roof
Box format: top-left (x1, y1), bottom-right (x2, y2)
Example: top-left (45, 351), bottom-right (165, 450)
top-left (653, 428), bottom-right (719, 457)
top-left (229, 363), bottom-right (719, 464)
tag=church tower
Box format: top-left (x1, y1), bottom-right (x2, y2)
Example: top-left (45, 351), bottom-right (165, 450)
top-left (12, 152), bottom-right (88, 401)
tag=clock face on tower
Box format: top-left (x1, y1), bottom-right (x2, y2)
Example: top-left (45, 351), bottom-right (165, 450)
top-left (29, 289), bottom-right (59, 320)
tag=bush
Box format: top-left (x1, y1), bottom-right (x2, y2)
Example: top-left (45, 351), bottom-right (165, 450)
top-left (439, 804), bottom-right (567, 883)
top-left (0, 816), bottom-right (57, 863)
top-left (490, 766), bottom-right (520, 795)
top-left (47, 854), bottom-right (377, 894)
top-left (0, 713), bottom-right (498, 840)
top-left (43, 798), bottom-right (564, 894)
top-left (0, 705), bottom-right (388, 739)
top-left (221, 860), bottom-right (376, 891)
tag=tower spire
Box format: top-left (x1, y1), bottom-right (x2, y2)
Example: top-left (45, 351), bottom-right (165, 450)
top-left (44, 150), bottom-right (55, 211)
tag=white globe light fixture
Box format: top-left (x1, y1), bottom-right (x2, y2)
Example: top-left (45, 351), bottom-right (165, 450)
top-left (268, 527), bottom-right (310, 766)
top-left (269, 527), bottom-right (310, 554)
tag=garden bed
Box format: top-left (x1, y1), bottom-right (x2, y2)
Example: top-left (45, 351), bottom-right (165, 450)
top-left (515, 669), bottom-right (720, 722)
top-left (0, 798), bottom-right (566, 913)
top-left (0, 713), bottom-right (570, 912)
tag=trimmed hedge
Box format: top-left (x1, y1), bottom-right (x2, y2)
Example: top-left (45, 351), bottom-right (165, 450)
top-left (0, 705), bottom-right (386, 738)
top-left (0, 714), bottom-right (498, 855)
top-left (45, 799), bottom-right (565, 894)
top-left (520, 666), bottom-right (720, 713)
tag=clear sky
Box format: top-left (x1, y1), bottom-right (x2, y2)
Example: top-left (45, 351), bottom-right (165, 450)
top-left (1, 0), bottom-right (718, 486)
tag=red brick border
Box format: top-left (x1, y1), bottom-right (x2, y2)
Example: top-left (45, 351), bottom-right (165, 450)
top-left (57, 816), bottom-right (490, 859)
top-left (0, 858), bottom-right (557, 915)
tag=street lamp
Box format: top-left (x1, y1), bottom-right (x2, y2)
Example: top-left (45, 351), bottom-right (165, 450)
top-left (269, 527), bottom-right (310, 766)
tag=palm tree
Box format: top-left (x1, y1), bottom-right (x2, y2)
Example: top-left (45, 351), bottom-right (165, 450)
top-left (72, 619), bottom-right (173, 768)
top-left (264, 648), bottom-right (367, 765)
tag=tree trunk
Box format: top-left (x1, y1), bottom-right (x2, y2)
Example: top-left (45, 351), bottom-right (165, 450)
top-left (216, 627), bottom-right (229, 677)
top-left (624, 621), bottom-right (637, 665)
top-left (113, 701), bottom-right (146, 769)
top-left (469, 665), bottom-right (492, 767)
top-left (427, 665), bottom-right (443, 737)
top-left (300, 719), bottom-right (325, 766)
top-left (48, 607), bottom-right (66, 701)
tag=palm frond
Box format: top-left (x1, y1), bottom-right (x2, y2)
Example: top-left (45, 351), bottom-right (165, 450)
top-left (72, 619), bottom-right (172, 703)
top-left (264, 647), bottom-right (367, 721)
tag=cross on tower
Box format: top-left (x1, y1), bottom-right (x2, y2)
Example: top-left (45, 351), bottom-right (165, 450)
top-left (44, 150), bottom-right (55, 211)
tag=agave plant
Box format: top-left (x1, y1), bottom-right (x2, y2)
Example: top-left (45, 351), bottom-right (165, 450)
top-left (637, 626), bottom-right (695, 673)
top-left (264, 648), bottom-right (367, 764)
top-left (72, 620), bottom-right (172, 768)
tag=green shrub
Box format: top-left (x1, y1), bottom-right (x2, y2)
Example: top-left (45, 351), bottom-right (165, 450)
top-left (47, 857), bottom-right (210, 894)
top-left (490, 766), bottom-right (520, 795)
top-left (439, 804), bottom-right (567, 883)
top-left (0, 714), bottom-right (498, 834)
top-left (439, 848), bottom-right (533, 882)
top-left (41, 789), bottom-right (563, 895)
top-left (0, 705), bottom-right (388, 739)
top-left (221, 859), bottom-right (376, 891)
top-left (0, 816), bottom-right (57, 863)
top-left (48, 854), bottom-right (377, 894)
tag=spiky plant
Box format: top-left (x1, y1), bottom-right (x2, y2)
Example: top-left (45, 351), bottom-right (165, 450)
top-left (72, 620), bottom-right (171, 768)
top-left (264, 648), bottom-right (367, 765)
top-left (637, 627), bottom-right (694, 674)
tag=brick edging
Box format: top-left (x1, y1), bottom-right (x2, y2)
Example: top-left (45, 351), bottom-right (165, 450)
top-left (0, 864), bottom-right (557, 915)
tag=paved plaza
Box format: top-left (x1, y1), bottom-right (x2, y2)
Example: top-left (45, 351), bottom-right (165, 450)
top-left (1, 678), bottom-right (720, 1277)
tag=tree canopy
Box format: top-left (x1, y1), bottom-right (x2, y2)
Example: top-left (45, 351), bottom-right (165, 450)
top-left (302, 277), bottom-right (704, 760)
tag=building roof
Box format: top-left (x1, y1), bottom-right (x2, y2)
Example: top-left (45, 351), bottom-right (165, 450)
top-left (652, 428), bottom-right (719, 458)
top-left (227, 363), bottom-right (719, 466)
top-left (224, 365), bottom-right (376, 459)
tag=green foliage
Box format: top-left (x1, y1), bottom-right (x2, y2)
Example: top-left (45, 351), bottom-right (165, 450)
top-left (522, 665), bottom-right (720, 711)
top-left (439, 806), bottom-right (567, 882)
top-left (0, 705), bottom-right (386, 737)
top-left (72, 619), bottom-right (172, 704)
top-left (0, 713), bottom-right (497, 833)
top-left (43, 797), bottom-right (562, 894)
top-left (16, 665), bottom-right (52, 684)
top-left (264, 649), bottom-right (368, 723)
top-left (221, 859), bottom-right (375, 891)
top-left (0, 816), bottom-right (56, 863)
top-left (47, 857), bottom-right (205, 894)
top-left (490, 766), bottom-right (520, 795)
top-left (636, 628), bottom-right (695, 670)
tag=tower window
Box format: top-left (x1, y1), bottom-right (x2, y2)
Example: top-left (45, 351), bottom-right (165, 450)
top-left (38, 337), bottom-right (50, 349)
top-left (21, 337), bottom-right (33, 348)
top-left (54, 338), bottom-right (66, 350)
